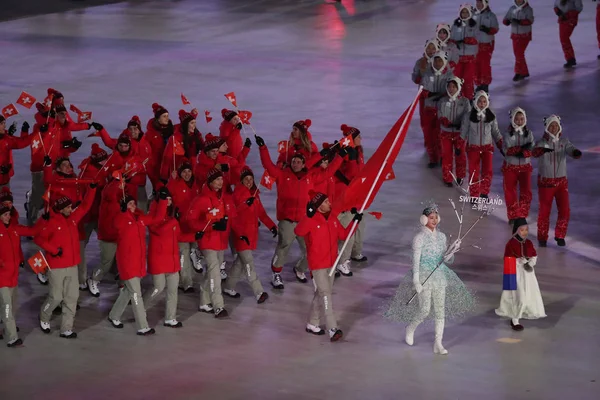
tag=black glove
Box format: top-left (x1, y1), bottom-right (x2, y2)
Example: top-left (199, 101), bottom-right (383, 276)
top-left (244, 138), bottom-right (252, 148)
top-left (555, 9), bottom-right (564, 17)
top-left (20, 261), bottom-right (24, 269)
top-left (335, 170), bottom-right (351, 185)
top-left (87, 123), bottom-right (93, 130)
top-left (40, 123), bottom-right (49, 133)
top-left (0, 165), bottom-right (10, 175)
top-left (515, 151), bottom-right (525, 158)
top-left (212, 217), bottom-right (228, 231)
top-left (254, 135), bottom-right (265, 147)
top-left (61, 140), bottom-right (72, 149)
top-left (245, 197), bottom-right (255, 206)
top-left (346, 147), bottom-right (358, 161)
top-left (511, 18), bottom-right (519, 25)
top-left (270, 226), bottom-right (278, 237)
top-left (573, 149), bottom-right (582, 158)
top-left (523, 262), bottom-right (533, 273)
top-left (91, 122), bottom-right (103, 131)
top-left (53, 248), bottom-right (63, 257)
top-left (120, 200), bottom-right (128, 212)
top-left (174, 207), bottom-right (180, 220)
top-left (195, 231), bottom-right (204, 240)
top-left (351, 207), bottom-right (363, 222)
top-left (159, 178), bottom-right (168, 186)
top-left (89, 182), bottom-right (98, 189)
top-left (480, 25), bottom-right (490, 34)
top-left (499, 149), bottom-right (506, 157)
top-left (338, 146), bottom-right (348, 158)
top-left (21, 121), bottom-right (30, 133)
top-left (240, 236), bottom-right (250, 245)
top-left (220, 164), bottom-right (229, 172)
top-left (43, 156), bottom-right (52, 166)
top-left (42, 212), bottom-right (50, 221)
top-left (307, 202), bottom-right (317, 218)
top-left (542, 147), bottom-right (555, 154)
top-left (8, 122), bottom-right (17, 136)
top-left (158, 187), bottom-right (169, 200)
top-left (71, 138), bottom-right (82, 149)
top-left (319, 148), bottom-right (330, 157)
top-left (520, 143), bottom-right (533, 151)
top-left (455, 148), bottom-right (461, 157)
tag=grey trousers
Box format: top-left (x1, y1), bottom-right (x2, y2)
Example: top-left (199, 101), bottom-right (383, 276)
top-left (338, 211), bottom-right (366, 262)
top-left (143, 273), bottom-right (179, 321)
top-left (271, 220), bottom-right (308, 273)
top-left (78, 221), bottom-right (98, 285)
top-left (200, 250), bottom-right (225, 309)
top-left (40, 266), bottom-right (79, 332)
top-left (308, 269), bottom-right (337, 331)
top-left (109, 277), bottom-right (149, 331)
top-left (178, 242), bottom-right (195, 289)
top-left (28, 171), bottom-right (45, 225)
top-left (0, 287), bottom-right (18, 342)
top-left (224, 250), bottom-right (264, 296)
top-left (92, 240), bottom-right (117, 282)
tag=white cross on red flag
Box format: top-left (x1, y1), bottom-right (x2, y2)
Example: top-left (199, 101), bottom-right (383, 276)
top-left (1, 104), bottom-right (19, 118)
top-left (77, 112), bottom-right (92, 123)
top-left (260, 170), bottom-right (274, 190)
top-left (238, 110), bottom-right (252, 125)
top-left (181, 93), bottom-right (191, 106)
top-left (384, 168), bottom-right (396, 181)
top-left (277, 140), bottom-right (288, 154)
top-left (16, 91), bottom-right (36, 109)
top-left (224, 92), bottom-right (237, 108)
top-left (340, 136), bottom-right (355, 148)
top-left (28, 251), bottom-right (50, 274)
top-left (208, 207), bottom-right (224, 220)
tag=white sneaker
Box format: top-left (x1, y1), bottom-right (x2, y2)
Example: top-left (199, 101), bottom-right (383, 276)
top-left (163, 319), bottom-right (183, 328)
top-left (37, 272), bottom-right (48, 285)
top-left (79, 283), bottom-right (88, 290)
top-left (271, 273), bottom-right (284, 289)
top-left (199, 304), bottom-right (214, 313)
top-left (223, 288), bottom-right (240, 298)
top-left (190, 249), bottom-right (204, 273)
top-left (294, 268), bottom-right (307, 283)
top-left (305, 323), bottom-right (325, 335)
top-left (336, 260), bottom-right (353, 277)
top-left (60, 330), bottom-right (77, 339)
top-left (220, 262), bottom-right (227, 280)
top-left (87, 278), bottom-right (100, 297)
top-left (351, 253), bottom-right (368, 262)
top-left (39, 320), bottom-right (51, 333)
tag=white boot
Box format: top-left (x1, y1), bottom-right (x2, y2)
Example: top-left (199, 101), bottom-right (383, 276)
top-left (433, 319), bottom-right (448, 355)
top-left (405, 321), bottom-right (419, 346)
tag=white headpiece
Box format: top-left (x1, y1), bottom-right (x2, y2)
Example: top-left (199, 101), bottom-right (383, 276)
top-left (424, 39), bottom-right (440, 60)
top-left (509, 107), bottom-right (527, 134)
top-left (435, 23), bottom-right (451, 46)
top-left (446, 77), bottom-right (463, 101)
top-left (475, 0), bottom-right (489, 13)
top-left (459, 4), bottom-right (473, 20)
top-left (543, 114), bottom-right (562, 142)
top-left (513, 0), bottom-right (527, 11)
top-left (431, 51), bottom-right (448, 76)
top-left (473, 91), bottom-right (490, 120)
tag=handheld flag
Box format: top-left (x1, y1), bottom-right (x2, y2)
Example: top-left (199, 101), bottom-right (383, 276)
top-left (368, 211), bottom-right (383, 220)
top-left (28, 251), bottom-right (50, 274)
top-left (238, 110), bottom-right (252, 125)
top-left (181, 93), bottom-right (191, 105)
top-left (16, 91), bottom-right (36, 109)
top-left (205, 110), bottom-right (213, 123)
top-left (339, 135), bottom-right (355, 148)
top-left (260, 170), bottom-right (274, 190)
top-left (70, 104), bottom-right (83, 115)
top-left (277, 140), bottom-right (288, 154)
top-left (77, 112), bottom-right (92, 123)
top-left (384, 168), bottom-right (396, 181)
top-left (1, 104), bottom-right (18, 118)
top-left (224, 92), bottom-right (237, 108)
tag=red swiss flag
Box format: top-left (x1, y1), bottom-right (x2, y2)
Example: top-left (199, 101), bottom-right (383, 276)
top-left (16, 91), bottom-right (36, 109)
top-left (1, 104), bottom-right (19, 118)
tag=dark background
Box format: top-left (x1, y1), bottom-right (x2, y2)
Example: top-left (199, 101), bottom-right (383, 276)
top-left (2, 0), bottom-right (125, 22)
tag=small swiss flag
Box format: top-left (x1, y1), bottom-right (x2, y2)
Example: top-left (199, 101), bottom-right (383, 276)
top-left (340, 135), bottom-right (355, 148)
top-left (224, 92), bottom-right (237, 108)
top-left (172, 138), bottom-right (185, 156)
top-left (277, 140), bottom-right (288, 154)
top-left (31, 134), bottom-right (44, 154)
top-left (70, 104), bottom-right (83, 115)
top-left (238, 110), bottom-right (252, 125)
top-left (260, 170), bottom-right (274, 190)
top-left (28, 251), bottom-right (50, 274)
top-left (181, 93), bottom-right (191, 106)
top-left (384, 168), bottom-right (396, 181)
top-left (368, 211), bottom-right (383, 220)
top-left (205, 110), bottom-right (213, 124)
top-left (77, 112), bottom-right (92, 123)
top-left (16, 91), bottom-right (36, 109)
top-left (207, 207), bottom-right (225, 220)
top-left (1, 104), bottom-right (19, 119)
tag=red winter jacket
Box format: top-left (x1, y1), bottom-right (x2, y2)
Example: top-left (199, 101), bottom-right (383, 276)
top-left (147, 202), bottom-right (181, 275)
top-left (258, 145), bottom-right (342, 222)
top-left (97, 128), bottom-right (153, 166)
top-left (276, 137), bottom-right (319, 168)
top-left (49, 119), bottom-right (90, 158)
top-left (0, 132), bottom-right (33, 185)
top-left (97, 179), bottom-right (138, 242)
top-left (145, 119), bottom-right (174, 189)
top-left (0, 223), bottom-right (38, 288)
top-left (166, 176), bottom-right (201, 242)
top-left (43, 165), bottom-right (90, 208)
top-left (219, 120), bottom-right (243, 159)
top-left (28, 125), bottom-right (54, 173)
top-left (174, 124), bottom-right (204, 159)
top-left (334, 146), bottom-right (365, 209)
top-left (185, 184), bottom-right (236, 251)
top-left (103, 150), bottom-right (147, 187)
top-left (114, 200), bottom-right (167, 281)
top-left (78, 159), bottom-right (108, 224)
top-left (194, 148), bottom-right (249, 191)
top-left (34, 187), bottom-right (96, 269)
top-left (312, 168), bottom-right (337, 205)
top-left (160, 129), bottom-right (204, 181)
top-left (294, 211), bottom-right (351, 271)
top-left (230, 183), bottom-right (276, 251)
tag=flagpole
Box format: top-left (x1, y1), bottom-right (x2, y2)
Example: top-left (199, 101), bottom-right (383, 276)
top-left (328, 86), bottom-right (423, 277)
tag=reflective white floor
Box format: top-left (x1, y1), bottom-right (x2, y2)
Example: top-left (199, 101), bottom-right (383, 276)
top-left (1, 1), bottom-right (599, 399)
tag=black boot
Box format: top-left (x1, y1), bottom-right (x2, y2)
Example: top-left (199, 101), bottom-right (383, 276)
top-left (512, 74), bottom-right (522, 82)
top-left (555, 237), bottom-right (566, 246)
top-left (444, 182), bottom-right (453, 188)
top-left (427, 162), bottom-right (437, 169)
top-left (563, 58), bottom-right (576, 68)
top-left (538, 240), bottom-right (547, 247)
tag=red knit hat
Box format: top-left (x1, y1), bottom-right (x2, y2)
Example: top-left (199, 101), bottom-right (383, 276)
top-left (35, 102), bottom-right (49, 114)
top-left (221, 108), bottom-right (238, 122)
top-left (179, 109), bottom-right (195, 125)
top-left (239, 166), bottom-right (254, 182)
top-left (293, 119), bottom-right (311, 134)
top-left (0, 203), bottom-right (11, 216)
top-left (127, 115), bottom-right (142, 129)
top-left (152, 103), bottom-right (169, 119)
top-left (308, 190), bottom-right (328, 209)
top-left (178, 159), bottom-right (193, 175)
top-left (203, 133), bottom-right (224, 152)
top-left (117, 133), bottom-right (131, 146)
top-left (206, 168), bottom-right (223, 184)
top-left (55, 104), bottom-right (67, 114)
top-left (90, 144), bottom-right (109, 163)
top-left (47, 88), bottom-right (64, 106)
top-left (122, 193), bottom-right (136, 206)
top-left (0, 187), bottom-right (13, 203)
top-left (340, 124), bottom-right (360, 139)
top-left (0, 115), bottom-right (5, 124)
top-left (53, 196), bottom-right (72, 212)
